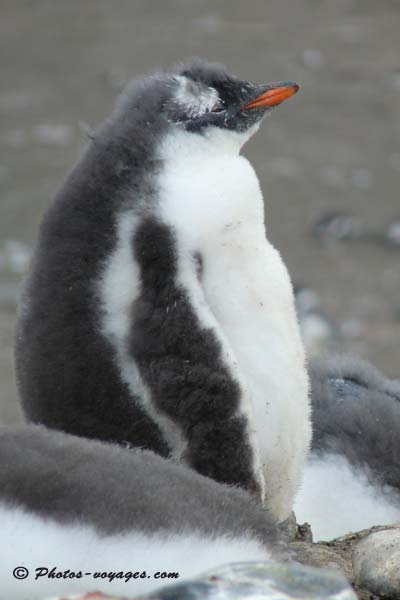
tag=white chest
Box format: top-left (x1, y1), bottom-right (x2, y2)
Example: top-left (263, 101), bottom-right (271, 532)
top-left (159, 149), bottom-right (311, 520)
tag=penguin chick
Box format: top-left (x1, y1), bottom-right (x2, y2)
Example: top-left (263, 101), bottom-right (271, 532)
top-left (15, 60), bottom-right (311, 522)
top-left (0, 424), bottom-right (280, 600)
top-left (295, 355), bottom-right (400, 540)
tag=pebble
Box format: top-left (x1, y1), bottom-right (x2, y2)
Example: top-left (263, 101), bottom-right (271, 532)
top-left (311, 212), bottom-right (364, 243)
top-left (353, 527), bottom-right (400, 598)
top-left (385, 221), bottom-right (400, 247)
top-left (0, 239), bottom-right (32, 275)
top-left (32, 123), bottom-right (73, 146)
top-left (295, 287), bottom-right (321, 315)
top-left (299, 313), bottom-right (336, 356)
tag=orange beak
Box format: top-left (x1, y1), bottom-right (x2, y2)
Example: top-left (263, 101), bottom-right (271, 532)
top-left (241, 82), bottom-right (300, 111)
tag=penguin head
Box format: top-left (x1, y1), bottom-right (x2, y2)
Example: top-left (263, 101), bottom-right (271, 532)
top-left (163, 60), bottom-right (299, 145)
top-left (111, 60), bottom-right (299, 155)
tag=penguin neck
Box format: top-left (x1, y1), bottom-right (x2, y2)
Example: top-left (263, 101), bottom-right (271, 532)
top-left (158, 124), bottom-right (260, 162)
top-left (157, 127), bottom-right (266, 242)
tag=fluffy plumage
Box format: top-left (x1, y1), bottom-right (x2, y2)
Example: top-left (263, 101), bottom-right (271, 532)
top-left (0, 424), bottom-right (277, 599)
top-left (295, 355), bottom-right (400, 540)
top-left (15, 60), bottom-right (310, 521)
top-left (16, 73), bottom-right (173, 454)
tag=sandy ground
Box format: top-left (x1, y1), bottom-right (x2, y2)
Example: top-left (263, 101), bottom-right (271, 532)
top-left (1, 0), bottom-right (400, 425)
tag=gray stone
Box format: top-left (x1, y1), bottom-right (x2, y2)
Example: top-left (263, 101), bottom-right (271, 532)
top-left (137, 561), bottom-right (357, 600)
top-left (353, 527), bottom-right (400, 599)
top-left (311, 212), bottom-right (365, 244)
top-left (0, 239), bottom-right (32, 275)
top-left (385, 221), bottom-right (400, 247)
top-left (289, 542), bottom-right (352, 583)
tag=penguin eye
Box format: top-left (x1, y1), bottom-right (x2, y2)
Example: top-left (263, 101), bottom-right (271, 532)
top-left (211, 101), bottom-right (224, 113)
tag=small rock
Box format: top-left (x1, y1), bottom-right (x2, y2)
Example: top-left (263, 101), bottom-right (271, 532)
top-left (0, 239), bottom-right (32, 274)
top-left (296, 521), bottom-right (314, 543)
top-left (289, 542), bottom-right (352, 584)
top-left (385, 221), bottom-right (400, 247)
top-left (295, 287), bottom-right (321, 315)
top-left (32, 123), bottom-right (73, 146)
top-left (353, 527), bottom-right (400, 598)
top-left (311, 212), bottom-right (364, 243)
top-left (138, 562), bottom-right (357, 599)
top-left (278, 511), bottom-right (299, 542)
top-left (299, 313), bottom-right (336, 356)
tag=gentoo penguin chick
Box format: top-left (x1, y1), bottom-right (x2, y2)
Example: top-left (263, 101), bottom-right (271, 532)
top-left (295, 355), bottom-right (400, 540)
top-left (0, 425), bottom-right (279, 600)
top-left (15, 60), bottom-right (311, 521)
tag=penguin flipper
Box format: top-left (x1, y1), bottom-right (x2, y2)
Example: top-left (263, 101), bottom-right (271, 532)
top-left (130, 218), bottom-right (265, 500)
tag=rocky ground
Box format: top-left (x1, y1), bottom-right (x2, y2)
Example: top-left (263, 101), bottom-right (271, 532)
top-left (291, 523), bottom-right (400, 599)
top-left (43, 524), bottom-right (400, 599)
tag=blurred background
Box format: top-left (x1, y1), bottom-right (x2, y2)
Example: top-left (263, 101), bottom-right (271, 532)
top-left (1, 0), bottom-right (400, 425)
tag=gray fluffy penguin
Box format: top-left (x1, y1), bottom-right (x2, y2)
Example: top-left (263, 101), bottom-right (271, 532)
top-left (15, 60), bottom-right (311, 522)
top-left (295, 355), bottom-right (400, 540)
top-left (0, 424), bottom-right (279, 600)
